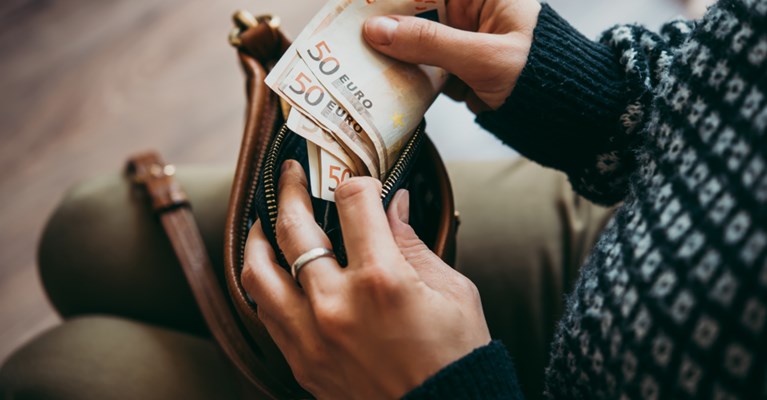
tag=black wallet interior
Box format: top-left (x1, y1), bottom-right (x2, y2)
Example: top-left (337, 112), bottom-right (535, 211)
top-left (249, 120), bottom-right (428, 269)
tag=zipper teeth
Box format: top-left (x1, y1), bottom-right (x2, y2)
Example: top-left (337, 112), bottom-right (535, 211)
top-left (380, 125), bottom-right (422, 199)
top-left (239, 166), bottom-right (262, 264)
top-left (263, 125), bottom-right (290, 229)
top-left (238, 110), bottom-right (280, 269)
top-left (246, 122), bottom-right (421, 241)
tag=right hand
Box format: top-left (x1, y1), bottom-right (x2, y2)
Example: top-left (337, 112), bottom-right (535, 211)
top-left (242, 161), bottom-right (491, 399)
top-left (363, 0), bottom-right (541, 113)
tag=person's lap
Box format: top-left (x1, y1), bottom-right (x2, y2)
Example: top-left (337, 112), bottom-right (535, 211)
top-left (0, 316), bottom-right (243, 400)
top-left (1, 159), bottom-right (612, 399)
top-left (35, 166), bottom-right (234, 336)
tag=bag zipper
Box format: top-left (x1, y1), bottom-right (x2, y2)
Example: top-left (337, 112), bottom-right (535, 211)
top-left (238, 124), bottom-right (288, 270)
top-left (239, 123), bottom-right (423, 266)
top-left (380, 125), bottom-right (422, 201)
top-left (261, 125), bottom-right (289, 231)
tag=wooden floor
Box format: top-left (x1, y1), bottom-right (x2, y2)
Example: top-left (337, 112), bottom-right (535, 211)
top-left (0, 0), bottom-right (692, 364)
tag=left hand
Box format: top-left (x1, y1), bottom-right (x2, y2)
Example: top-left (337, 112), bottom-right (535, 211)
top-left (241, 160), bottom-right (491, 399)
top-left (363, 0), bottom-right (541, 113)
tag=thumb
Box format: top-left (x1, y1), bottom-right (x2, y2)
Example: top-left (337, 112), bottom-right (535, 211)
top-left (363, 15), bottom-right (495, 80)
top-left (387, 190), bottom-right (459, 291)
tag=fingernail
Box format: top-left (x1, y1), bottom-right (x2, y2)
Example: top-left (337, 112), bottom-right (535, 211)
top-left (281, 160), bottom-right (296, 175)
top-left (393, 189), bottom-right (410, 224)
top-left (365, 16), bottom-right (398, 45)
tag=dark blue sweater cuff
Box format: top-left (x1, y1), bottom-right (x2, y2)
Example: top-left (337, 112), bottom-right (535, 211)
top-left (476, 3), bottom-right (629, 175)
top-left (402, 341), bottom-right (524, 400)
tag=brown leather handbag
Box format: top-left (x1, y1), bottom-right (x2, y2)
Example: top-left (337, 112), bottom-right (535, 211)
top-left (129, 10), bottom-right (457, 399)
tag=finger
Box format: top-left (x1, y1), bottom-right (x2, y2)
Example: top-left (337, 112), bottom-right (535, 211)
top-left (386, 189), bottom-right (461, 293)
top-left (256, 306), bottom-right (287, 346)
top-left (276, 160), bottom-right (343, 294)
top-left (256, 297), bottom-right (313, 352)
top-left (442, 75), bottom-right (492, 114)
top-left (363, 15), bottom-right (499, 81)
top-left (246, 233), bottom-right (318, 370)
top-left (334, 177), bottom-right (401, 268)
top-left (465, 92), bottom-right (492, 114)
top-left (442, 75), bottom-right (470, 103)
top-left (256, 304), bottom-right (318, 386)
top-left (242, 219), bottom-right (306, 318)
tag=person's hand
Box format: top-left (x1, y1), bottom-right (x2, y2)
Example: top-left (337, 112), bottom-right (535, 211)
top-left (363, 0), bottom-right (541, 113)
top-left (242, 160), bottom-right (491, 399)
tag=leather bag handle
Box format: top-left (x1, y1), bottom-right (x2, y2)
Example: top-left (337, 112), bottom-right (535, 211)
top-left (126, 152), bottom-right (286, 399)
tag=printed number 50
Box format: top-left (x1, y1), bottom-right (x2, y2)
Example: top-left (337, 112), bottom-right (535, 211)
top-left (327, 165), bottom-right (352, 192)
top-left (288, 72), bottom-right (325, 106)
top-left (307, 41), bottom-right (340, 76)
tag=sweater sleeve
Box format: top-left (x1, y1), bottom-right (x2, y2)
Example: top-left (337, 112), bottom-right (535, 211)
top-left (402, 341), bottom-right (524, 400)
top-left (476, 4), bottom-right (695, 205)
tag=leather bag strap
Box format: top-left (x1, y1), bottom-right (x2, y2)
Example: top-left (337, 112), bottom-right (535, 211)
top-left (126, 152), bottom-right (281, 399)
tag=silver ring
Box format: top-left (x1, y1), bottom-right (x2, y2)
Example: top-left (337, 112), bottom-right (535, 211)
top-left (291, 247), bottom-right (335, 282)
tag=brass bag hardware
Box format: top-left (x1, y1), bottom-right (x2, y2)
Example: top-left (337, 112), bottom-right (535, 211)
top-left (228, 10), bottom-right (281, 47)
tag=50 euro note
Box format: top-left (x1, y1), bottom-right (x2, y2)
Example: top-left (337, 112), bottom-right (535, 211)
top-left (264, 0), bottom-right (352, 90)
top-left (306, 141), bottom-right (355, 202)
top-left (296, 0), bottom-right (448, 174)
top-left (285, 108), bottom-right (365, 176)
top-left (276, 59), bottom-right (379, 178)
top-left (265, 0), bottom-right (380, 178)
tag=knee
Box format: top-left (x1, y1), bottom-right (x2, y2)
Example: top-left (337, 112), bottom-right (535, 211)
top-left (39, 173), bottom-right (123, 269)
top-left (0, 317), bottom-right (239, 400)
top-left (37, 172), bottom-right (158, 315)
top-left (36, 169), bottom-right (221, 334)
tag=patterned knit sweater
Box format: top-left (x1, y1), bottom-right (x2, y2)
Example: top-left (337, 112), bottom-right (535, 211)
top-left (406, 0), bottom-right (767, 399)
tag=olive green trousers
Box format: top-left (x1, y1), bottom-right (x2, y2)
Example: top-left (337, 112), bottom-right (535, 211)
top-left (0, 158), bottom-right (612, 400)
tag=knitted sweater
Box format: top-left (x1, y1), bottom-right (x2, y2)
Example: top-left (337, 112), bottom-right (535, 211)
top-left (406, 1), bottom-right (767, 399)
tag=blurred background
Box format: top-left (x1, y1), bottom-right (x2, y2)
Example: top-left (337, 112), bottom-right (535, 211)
top-left (0, 0), bottom-right (709, 363)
